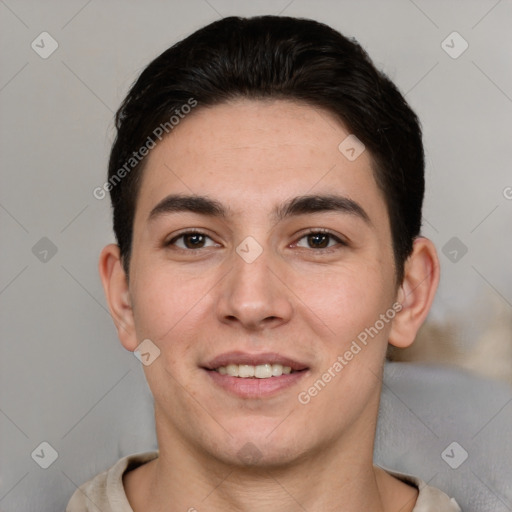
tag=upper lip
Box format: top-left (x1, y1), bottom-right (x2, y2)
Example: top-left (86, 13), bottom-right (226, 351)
top-left (203, 351), bottom-right (309, 371)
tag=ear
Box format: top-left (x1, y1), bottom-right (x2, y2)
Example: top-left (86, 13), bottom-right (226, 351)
top-left (98, 244), bottom-right (138, 351)
top-left (388, 237), bottom-right (440, 349)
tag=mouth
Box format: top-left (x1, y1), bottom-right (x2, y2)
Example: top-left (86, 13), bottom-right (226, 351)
top-left (213, 363), bottom-right (301, 378)
top-left (202, 351), bottom-right (309, 398)
top-left (203, 351), bottom-right (309, 376)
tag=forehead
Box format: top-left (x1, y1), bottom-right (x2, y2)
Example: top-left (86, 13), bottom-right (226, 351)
top-left (135, 99), bottom-right (386, 223)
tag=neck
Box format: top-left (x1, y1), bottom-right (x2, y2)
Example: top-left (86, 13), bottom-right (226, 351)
top-left (146, 443), bottom-right (384, 512)
top-left (125, 402), bottom-right (412, 512)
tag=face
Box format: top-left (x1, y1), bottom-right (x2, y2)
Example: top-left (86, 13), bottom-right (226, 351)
top-left (123, 99), bottom-right (401, 466)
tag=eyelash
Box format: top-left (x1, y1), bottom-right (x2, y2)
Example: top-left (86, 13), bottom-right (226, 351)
top-left (165, 228), bottom-right (347, 252)
top-left (294, 228), bottom-right (347, 252)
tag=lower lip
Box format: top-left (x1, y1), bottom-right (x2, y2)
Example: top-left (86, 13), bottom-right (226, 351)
top-left (204, 369), bottom-right (309, 398)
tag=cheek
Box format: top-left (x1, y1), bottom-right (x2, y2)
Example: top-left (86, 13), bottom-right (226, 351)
top-left (294, 262), bottom-right (390, 341)
top-left (298, 267), bottom-right (392, 415)
top-left (130, 263), bottom-right (215, 342)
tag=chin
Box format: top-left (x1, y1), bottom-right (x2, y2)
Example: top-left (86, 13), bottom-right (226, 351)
top-left (201, 421), bottom-right (312, 469)
top-left (218, 441), bottom-right (308, 469)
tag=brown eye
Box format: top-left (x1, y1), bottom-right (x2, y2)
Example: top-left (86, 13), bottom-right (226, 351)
top-left (295, 231), bottom-right (345, 250)
top-left (167, 231), bottom-right (218, 250)
top-left (307, 232), bottom-right (329, 248)
top-left (183, 233), bottom-right (206, 248)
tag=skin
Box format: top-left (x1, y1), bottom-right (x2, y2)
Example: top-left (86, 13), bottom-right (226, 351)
top-left (100, 99), bottom-right (439, 512)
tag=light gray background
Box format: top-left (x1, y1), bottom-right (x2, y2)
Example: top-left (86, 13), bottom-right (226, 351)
top-left (1, 0), bottom-right (511, 510)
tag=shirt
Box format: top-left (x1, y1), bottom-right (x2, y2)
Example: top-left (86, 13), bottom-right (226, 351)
top-left (66, 451), bottom-right (461, 511)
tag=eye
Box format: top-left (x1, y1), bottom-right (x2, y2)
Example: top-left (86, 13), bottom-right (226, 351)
top-left (166, 230), bottom-right (219, 250)
top-left (294, 230), bottom-right (346, 250)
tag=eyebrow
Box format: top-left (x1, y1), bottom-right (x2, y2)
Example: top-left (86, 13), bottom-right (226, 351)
top-left (148, 193), bottom-right (371, 225)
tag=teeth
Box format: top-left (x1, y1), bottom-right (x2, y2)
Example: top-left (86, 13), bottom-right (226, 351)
top-left (255, 364), bottom-right (272, 378)
top-left (226, 364), bottom-right (239, 377)
top-left (239, 365), bottom-right (254, 378)
top-left (215, 363), bottom-right (294, 378)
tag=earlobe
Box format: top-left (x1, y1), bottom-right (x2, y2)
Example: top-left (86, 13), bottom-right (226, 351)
top-left (388, 237), bottom-right (440, 349)
top-left (98, 244), bottom-right (138, 351)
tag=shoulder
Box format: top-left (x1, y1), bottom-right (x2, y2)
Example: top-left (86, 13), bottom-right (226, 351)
top-left (66, 451), bottom-right (159, 512)
top-left (386, 469), bottom-right (462, 512)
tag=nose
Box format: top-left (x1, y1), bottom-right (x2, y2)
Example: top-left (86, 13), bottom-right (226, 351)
top-left (215, 244), bottom-right (294, 331)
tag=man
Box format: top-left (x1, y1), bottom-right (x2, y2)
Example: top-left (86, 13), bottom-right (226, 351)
top-left (68, 15), bottom-right (461, 511)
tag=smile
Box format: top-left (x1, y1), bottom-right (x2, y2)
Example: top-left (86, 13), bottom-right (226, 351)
top-left (214, 363), bottom-right (296, 379)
